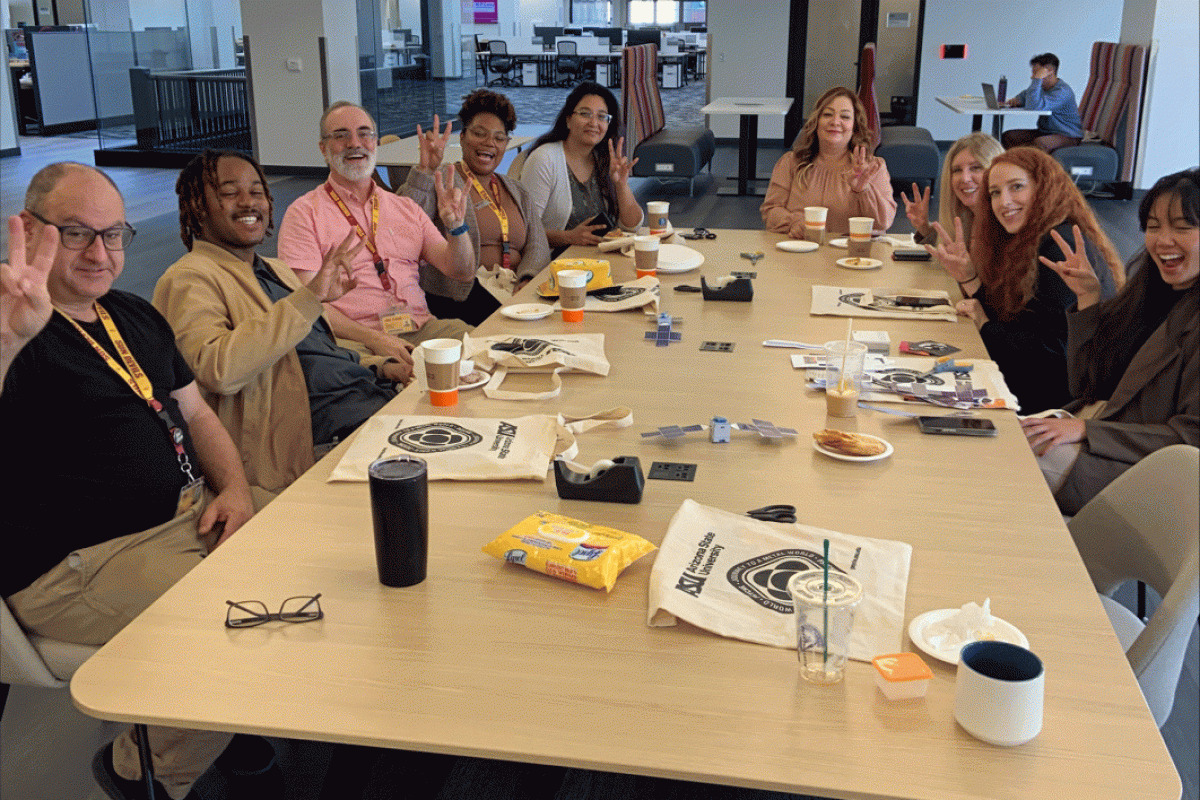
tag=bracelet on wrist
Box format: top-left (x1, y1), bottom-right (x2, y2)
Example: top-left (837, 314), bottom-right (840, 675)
top-left (448, 223), bottom-right (469, 237)
top-left (957, 273), bottom-right (978, 286)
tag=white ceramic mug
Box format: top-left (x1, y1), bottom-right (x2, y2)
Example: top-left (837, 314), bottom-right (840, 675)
top-left (954, 641), bottom-right (1044, 746)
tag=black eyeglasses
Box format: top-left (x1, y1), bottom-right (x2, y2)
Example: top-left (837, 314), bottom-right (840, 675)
top-left (679, 227), bottom-right (716, 240)
top-left (26, 209), bottom-right (136, 251)
top-left (225, 594), bottom-right (324, 628)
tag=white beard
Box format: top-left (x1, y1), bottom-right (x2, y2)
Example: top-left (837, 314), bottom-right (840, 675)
top-left (328, 148), bottom-right (377, 182)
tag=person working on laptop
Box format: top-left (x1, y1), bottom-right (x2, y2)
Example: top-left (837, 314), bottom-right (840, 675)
top-left (1000, 52), bottom-right (1083, 153)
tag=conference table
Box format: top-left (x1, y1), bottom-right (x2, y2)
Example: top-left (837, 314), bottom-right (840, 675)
top-left (70, 230), bottom-right (1180, 800)
top-left (701, 97), bottom-right (793, 196)
top-left (934, 96), bottom-right (1050, 140)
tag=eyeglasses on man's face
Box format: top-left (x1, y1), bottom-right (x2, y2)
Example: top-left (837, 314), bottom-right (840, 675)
top-left (26, 209), bottom-right (136, 251)
top-left (324, 128), bottom-right (378, 144)
top-left (465, 126), bottom-right (511, 145)
top-left (225, 594), bottom-right (324, 628)
top-left (573, 110), bottom-right (612, 124)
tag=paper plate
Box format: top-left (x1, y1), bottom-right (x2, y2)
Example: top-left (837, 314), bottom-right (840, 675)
top-left (776, 240), bottom-right (820, 253)
top-left (500, 303), bottom-right (554, 321)
top-left (836, 257), bottom-right (883, 270)
top-left (908, 608), bottom-right (1029, 665)
top-left (828, 237), bottom-right (849, 249)
top-left (811, 434), bottom-right (893, 462)
top-left (654, 243), bottom-right (705, 274)
top-left (458, 369), bottom-right (490, 390)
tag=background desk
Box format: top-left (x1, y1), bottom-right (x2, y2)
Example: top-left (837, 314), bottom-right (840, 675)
top-left (701, 98), bottom-right (793, 197)
top-left (72, 231), bottom-right (1179, 800)
top-left (935, 96), bottom-right (1051, 140)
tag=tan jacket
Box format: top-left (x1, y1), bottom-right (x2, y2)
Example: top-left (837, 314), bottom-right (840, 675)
top-left (153, 241), bottom-right (388, 492)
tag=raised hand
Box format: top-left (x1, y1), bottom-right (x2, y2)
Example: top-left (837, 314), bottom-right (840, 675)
top-left (415, 114), bottom-right (454, 172)
top-left (1040, 225), bottom-right (1102, 310)
top-left (848, 145), bottom-right (883, 193)
top-left (1, 216), bottom-right (57, 357)
top-left (307, 229), bottom-right (363, 302)
top-left (608, 137), bottom-right (638, 185)
top-left (433, 165), bottom-right (468, 231)
top-left (926, 216), bottom-right (975, 286)
top-left (901, 182), bottom-right (932, 237)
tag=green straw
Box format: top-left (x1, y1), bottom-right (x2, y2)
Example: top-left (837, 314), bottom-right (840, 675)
top-left (823, 539), bottom-right (830, 669)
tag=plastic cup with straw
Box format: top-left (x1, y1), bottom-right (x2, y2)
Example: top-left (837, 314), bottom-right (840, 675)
top-left (787, 542), bottom-right (864, 685)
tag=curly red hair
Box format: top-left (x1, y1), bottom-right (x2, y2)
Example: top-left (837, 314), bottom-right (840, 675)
top-left (971, 147), bottom-right (1123, 320)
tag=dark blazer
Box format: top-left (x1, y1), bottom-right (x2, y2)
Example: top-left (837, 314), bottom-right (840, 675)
top-left (1056, 285), bottom-right (1199, 514)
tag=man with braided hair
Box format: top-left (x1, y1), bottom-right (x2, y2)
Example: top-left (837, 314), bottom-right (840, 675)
top-left (154, 150), bottom-right (410, 492)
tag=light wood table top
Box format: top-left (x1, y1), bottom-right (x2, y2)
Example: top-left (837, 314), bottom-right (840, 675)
top-left (375, 134), bottom-right (535, 167)
top-left (71, 230), bottom-right (1179, 800)
top-left (934, 95), bottom-right (1051, 121)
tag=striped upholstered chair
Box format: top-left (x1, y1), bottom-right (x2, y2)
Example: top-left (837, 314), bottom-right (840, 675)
top-left (1052, 42), bottom-right (1148, 199)
top-left (621, 43), bottom-right (714, 196)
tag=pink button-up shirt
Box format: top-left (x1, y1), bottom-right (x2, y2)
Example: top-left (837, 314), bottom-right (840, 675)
top-left (278, 180), bottom-right (446, 331)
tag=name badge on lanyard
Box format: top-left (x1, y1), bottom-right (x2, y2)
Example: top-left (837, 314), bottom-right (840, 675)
top-left (460, 163), bottom-right (510, 270)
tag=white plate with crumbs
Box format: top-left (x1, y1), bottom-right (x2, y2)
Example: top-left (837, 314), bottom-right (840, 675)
top-left (458, 370), bottom-right (490, 390)
top-left (908, 608), bottom-right (1029, 664)
top-left (812, 434), bottom-right (893, 462)
top-left (776, 240), bottom-right (820, 253)
top-left (500, 303), bottom-right (554, 321)
top-left (837, 257), bottom-right (883, 270)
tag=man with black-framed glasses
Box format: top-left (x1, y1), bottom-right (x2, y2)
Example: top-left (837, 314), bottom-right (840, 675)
top-left (1, 162), bottom-right (277, 800)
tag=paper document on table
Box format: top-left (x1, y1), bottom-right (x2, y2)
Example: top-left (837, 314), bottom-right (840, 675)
top-left (811, 285), bottom-right (958, 321)
top-left (647, 500), bottom-right (912, 661)
top-left (803, 355), bottom-right (1019, 409)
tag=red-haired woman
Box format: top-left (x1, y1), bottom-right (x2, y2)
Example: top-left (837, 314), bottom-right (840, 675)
top-left (761, 87), bottom-right (896, 236)
top-left (927, 147), bottom-right (1123, 413)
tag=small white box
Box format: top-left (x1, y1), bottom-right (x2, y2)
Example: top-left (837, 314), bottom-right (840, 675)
top-left (853, 330), bottom-right (890, 355)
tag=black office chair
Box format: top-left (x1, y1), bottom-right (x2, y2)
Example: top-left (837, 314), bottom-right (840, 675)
top-left (555, 41), bottom-right (584, 87)
top-left (487, 40), bottom-right (518, 87)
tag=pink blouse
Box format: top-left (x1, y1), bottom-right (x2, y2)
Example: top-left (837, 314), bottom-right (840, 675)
top-left (760, 152), bottom-right (897, 236)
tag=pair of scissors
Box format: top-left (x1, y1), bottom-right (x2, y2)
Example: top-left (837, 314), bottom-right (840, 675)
top-left (679, 227), bottom-right (717, 240)
top-left (746, 504), bottom-right (797, 523)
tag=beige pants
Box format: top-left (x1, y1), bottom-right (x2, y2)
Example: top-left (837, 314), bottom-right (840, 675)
top-left (398, 317), bottom-right (473, 346)
top-left (1030, 401), bottom-right (1106, 494)
top-left (6, 488), bottom-right (274, 799)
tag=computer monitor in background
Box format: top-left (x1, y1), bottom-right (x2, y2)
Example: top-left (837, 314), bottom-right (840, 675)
top-left (626, 28), bottom-right (660, 48)
top-left (589, 27), bottom-right (623, 47)
top-left (534, 26), bottom-right (564, 42)
top-left (563, 26), bottom-right (583, 36)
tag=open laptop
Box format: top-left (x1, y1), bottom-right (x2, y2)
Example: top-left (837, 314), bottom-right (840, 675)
top-left (981, 83), bottom-right (1000, 109)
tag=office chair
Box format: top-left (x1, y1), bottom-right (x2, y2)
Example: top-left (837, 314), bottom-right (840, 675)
top-left (1067, 444), bottom-right (1200, 727)
top-left (555, 40), bottom-right (584, 87)
top-left (486, 40), bottom-right (518, 87)
top-left (1, 599), bottom-right (122, 798)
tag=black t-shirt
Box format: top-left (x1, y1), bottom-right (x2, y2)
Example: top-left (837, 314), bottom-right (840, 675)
top-left (1, 291), bottom-right (200, 597)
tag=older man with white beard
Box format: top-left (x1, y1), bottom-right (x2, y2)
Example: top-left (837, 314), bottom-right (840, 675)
top-left (278, 101), bottom-right (475, 357)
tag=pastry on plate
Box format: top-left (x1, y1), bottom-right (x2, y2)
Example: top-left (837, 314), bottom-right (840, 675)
top-left (812, 429), bottom-right (887, 457)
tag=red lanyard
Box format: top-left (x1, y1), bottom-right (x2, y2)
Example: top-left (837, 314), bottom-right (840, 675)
top-left (459, 163), bottom-right (510, 270)
top-left (325, 184), bottom-right (391, 290)
top-left (56, 306), bottom-right (198, 483)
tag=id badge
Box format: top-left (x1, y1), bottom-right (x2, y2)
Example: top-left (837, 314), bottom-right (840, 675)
top-left (175, 477), bottom-right (206, 516)
top-left (379, 305), bottom-right (417, 334)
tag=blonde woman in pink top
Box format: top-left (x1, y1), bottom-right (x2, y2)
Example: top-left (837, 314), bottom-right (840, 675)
top-left (761, 87), bottom-right (896, 236)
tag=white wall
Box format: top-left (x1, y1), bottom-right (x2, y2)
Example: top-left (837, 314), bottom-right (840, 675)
top-left (707, 0), bottom-right (790, 139)
top-left (241, 0), bottom-right (359, 169)
top-left (1122, 0), bottom-right (1199, 187)
top-left (916, 0), bottom-right (1122, 141)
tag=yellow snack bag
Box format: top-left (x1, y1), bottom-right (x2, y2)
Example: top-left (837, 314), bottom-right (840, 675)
top-left (482, 511), bottom-right (656, 591)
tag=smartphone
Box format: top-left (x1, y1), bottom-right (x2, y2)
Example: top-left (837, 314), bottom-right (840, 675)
top-left (589, 211), bottom-right (616, 236)
top-left (892, 295), bottom-right (946, 308)
top-left (916, 416), bottom-right (998, 436)
top-left (892, 249), bottom-right (932, 261)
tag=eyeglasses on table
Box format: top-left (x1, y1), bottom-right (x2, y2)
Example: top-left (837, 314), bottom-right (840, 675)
top-left (225, 594), bottom-right (324, 628)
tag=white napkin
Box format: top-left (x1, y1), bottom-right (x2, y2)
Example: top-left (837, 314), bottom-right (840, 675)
top-left (924, 599), bottom-right (996, 651)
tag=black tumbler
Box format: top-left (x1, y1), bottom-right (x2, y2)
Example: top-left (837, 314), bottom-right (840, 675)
top-left (367, 456), bottom-right (429, 587)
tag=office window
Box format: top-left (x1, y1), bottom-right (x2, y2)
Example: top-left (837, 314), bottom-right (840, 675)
top-left (628, 1), bottom-right (704, 26)
top-left (572, 0), bottom-right (613, 25)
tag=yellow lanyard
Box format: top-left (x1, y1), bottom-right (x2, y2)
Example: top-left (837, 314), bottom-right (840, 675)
top-left (56, 305), bottom-right (198, 481)
top-left (459, 162), bottom-right (510, 269)
top-left (325, 184), bottom-right (392, 290)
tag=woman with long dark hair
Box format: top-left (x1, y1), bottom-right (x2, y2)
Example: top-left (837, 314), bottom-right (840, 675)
top-left (514, 81), bottom-right (642, 250)
top-left (761, 86), bottom-right (896, 236)
top-left (928, 146), bottom-right (1123, 412)
top-left (1021, 168), bottom-right (1198, 514)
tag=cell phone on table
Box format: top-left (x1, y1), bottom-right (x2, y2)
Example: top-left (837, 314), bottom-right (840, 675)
top-left (916, 416), bottom-right (998, 436)
top-left (892, 295), bottom-right (946, 307)
top-left (589, 211), bottom-right (616, 236)
top-left (892, 249), bottom-right (932, 261)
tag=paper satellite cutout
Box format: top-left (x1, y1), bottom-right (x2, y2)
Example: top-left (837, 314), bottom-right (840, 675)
top-left (645, 313), bottom-right (683, 347)
top-left (641, 419), bottom-right (797, 442)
